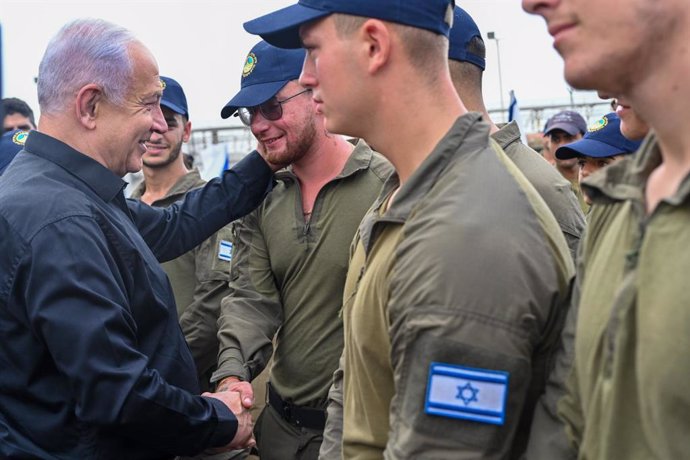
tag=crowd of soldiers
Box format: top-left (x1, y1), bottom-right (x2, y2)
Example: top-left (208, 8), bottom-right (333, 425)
top-left (0, 0), bottom-right (686, 459)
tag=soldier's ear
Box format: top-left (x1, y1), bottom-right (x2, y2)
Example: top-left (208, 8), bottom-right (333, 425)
top-left (75, 84), bottom-right (103, 130)
top-left (359, 19), bottom-right (392, 75)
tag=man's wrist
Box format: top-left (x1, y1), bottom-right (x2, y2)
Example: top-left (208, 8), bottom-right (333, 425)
top-left (217, 376), bottom-right (242, 391)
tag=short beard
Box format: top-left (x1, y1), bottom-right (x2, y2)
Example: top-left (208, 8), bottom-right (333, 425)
top-left (265, 109), bottom-right (318, 168)
top-left (143, 141), bottom-right (183, 169)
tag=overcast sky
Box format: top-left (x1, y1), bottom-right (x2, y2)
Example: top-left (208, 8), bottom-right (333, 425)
top-left (1, 0), bottom-right (599, 129)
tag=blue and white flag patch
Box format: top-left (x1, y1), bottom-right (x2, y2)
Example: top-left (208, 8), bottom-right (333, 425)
top-left (218, 240), bottom-right (233, 262)
top-left (425, 362), bottom-right (509, 425)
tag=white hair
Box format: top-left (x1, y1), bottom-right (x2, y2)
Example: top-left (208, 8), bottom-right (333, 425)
top-left (37, 18), bottom-right (137, 114)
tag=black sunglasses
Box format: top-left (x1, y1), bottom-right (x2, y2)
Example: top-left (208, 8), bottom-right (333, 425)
top-left (236, 89), bottom-right (312, 126)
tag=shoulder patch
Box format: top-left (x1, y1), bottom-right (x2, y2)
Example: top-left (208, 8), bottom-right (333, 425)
top-left (425, 362), bottom-right (509, 425)
top-left (12, 130), bottom-right (29, 145)
top-left (218, 240), bottom-right (233, 262)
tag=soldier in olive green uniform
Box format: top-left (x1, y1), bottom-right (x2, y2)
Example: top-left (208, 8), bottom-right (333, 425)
top-left (317, 9), bottom-right (586, 458)
top-left (246, 1), bottom-right (573, 458)
top-left (131, 76), bottom-right (232, 393)
top-left (446, 6), bottom-right (585, 262)
top-left (524, 0), bottom-right (690, 458)
top-left (212, 41), bottom-right (391, 460)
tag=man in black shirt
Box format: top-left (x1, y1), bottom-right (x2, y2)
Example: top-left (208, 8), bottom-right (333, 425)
top-left (0, 18), bottom-right (274, 459)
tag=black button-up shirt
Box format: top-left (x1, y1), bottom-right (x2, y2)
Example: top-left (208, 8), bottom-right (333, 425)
top-left (0, 131), bottom-right (272, 459)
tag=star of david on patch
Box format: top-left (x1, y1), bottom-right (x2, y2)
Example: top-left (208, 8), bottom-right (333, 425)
top-left (456, 382), bottom-right (479, 406)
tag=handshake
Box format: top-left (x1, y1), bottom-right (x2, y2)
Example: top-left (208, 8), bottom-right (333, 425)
top-left (203, 376), bottom-right (257, 451)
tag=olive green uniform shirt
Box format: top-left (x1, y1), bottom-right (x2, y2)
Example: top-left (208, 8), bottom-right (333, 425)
top-left (131, 169), bottom-right (233, 389)
top-left (551, 134), bottom-right (690, 459)
top-left (341, 114), bottom-right (574, 459)
top-left (212, 141), bottom-right (392, 407)
top-left (493, 122), bottom-right (585, 262)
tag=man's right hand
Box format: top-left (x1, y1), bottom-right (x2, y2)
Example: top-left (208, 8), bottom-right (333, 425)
top-left (216, 376), bottom-right (254, 409)
top-left (203, 390), bottom-right (255, 450)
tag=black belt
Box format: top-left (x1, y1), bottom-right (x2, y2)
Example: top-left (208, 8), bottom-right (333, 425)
top-left (267, 382), bottom-right (326, 430)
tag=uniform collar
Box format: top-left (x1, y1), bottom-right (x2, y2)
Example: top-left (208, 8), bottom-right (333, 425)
top-left (358, 112), bottom-right (487, 254)
top-left (277, 138), bottom-right (377, 182)
top-left (131, 168), bottom-right (205, 202)
top-left (491, 121), bottom-right (522, 150)
top-left (383, 112), bottom-right (487, 221)
top-left (25, 130), bottom-right (126, 202)
top-left (582, 133), bottom-right (658, 205)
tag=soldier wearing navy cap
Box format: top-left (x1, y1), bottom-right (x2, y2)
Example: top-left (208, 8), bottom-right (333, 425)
top-left (129, 76), bottom-right (234, 395)
top-left (245, 1), bottom-right (574, 458)
top-left (525, 0), bottom-right (690, 458)
top-left (211, 40), bottom-right (391, 460)
top-left (556, 113), bottom-right (642, 206)
top-left (542, 110), bottom-right (587, 177)
top-left (447, 6), bottom-right (585, 262)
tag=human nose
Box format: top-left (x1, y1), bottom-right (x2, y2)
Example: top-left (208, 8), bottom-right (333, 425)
top-left (148, 129), bottom-right (164, 142)
top-left (151, 104), bottom-right (168, 134)
top-left (522, 0), bottom-right (557, 15)
top-left (250, 110), bottom-right (271, 136)
top-left (299, 54), bottom-right (317, 89)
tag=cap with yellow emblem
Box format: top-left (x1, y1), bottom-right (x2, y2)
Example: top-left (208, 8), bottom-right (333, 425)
top-left (243, 0), bottom-right (456, 50)
top-left (0, 129), bottom-right (28, 175)
top-left (556, 113), bottom-right (642, 160)
top-left (159, 76), bottom-right (189, 120)
top-left (220, 40), bottom-right (306, 119)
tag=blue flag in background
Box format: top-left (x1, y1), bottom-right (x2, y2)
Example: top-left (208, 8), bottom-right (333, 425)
top-left (508, 90), bottom-right (528, 145)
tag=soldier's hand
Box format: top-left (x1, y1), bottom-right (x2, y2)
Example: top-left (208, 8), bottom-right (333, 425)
top-left (217, 376), bottom-right (254, 409)
top-left (203, 390), bottom-right (256, 450)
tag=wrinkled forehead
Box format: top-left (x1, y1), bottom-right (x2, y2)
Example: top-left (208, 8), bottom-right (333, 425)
top-left (127, 42), bottom-right (163, 97)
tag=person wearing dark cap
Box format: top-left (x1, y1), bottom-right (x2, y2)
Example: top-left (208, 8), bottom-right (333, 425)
top-left (0, 19), bottom-right (276, 458)
top-left (542, 110), bottom-right (587, 170)
top-left (0, 128), bottom-right (28, 175)
top-left (447, 5), bottom-right (584, 262)
top-left (211, 40), bottom-right (391, 460)
top-left (557, 113), bottom-right (642, 207)
top-left (129, 76), bottom-right (233, 396)
top-left (525, 0), bottom-right (690, 458)
top-left (542, 110), bottom-right (588, 210)
top-left (244, 1), bottom-right (574, 458)
top-left (524, 115), bottom-right (642, 460)
top-left (1, 97), bottom-right (36, 132)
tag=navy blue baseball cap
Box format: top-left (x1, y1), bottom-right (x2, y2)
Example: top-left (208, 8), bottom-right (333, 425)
top-left (544, 110), bottom-right (587, 136)
top-left (221, 41), bottom-right (306, 119)
top-left (160, 76), bottom-right (189, 119)
top-left (556, 113), bottom-right (642, 160)
top-left (243, 0), bottom-right (456, 50)
top-left (448, 6), bottom-right (485, 70)
top-left (0, 129), bottom-right (28, 175)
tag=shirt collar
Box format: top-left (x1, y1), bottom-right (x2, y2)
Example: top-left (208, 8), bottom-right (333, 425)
top-left (383, 112), bottom-right (487, 221)
top-left (491, 121), bottom-right (522, 150)
top-left (277, 138), bottom-right (377, 181)
top-left (25, 131), bottom-right (126, 202)
top-left (130, 168), bottom-right (204, 201)
top-left (581, 133), bottom-right (658, 205)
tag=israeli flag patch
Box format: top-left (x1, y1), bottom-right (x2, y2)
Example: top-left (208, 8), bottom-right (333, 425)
top-left (425, 362), bottom-right (509, 425)
top-left (218, 240), bottom-right (233, 262)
